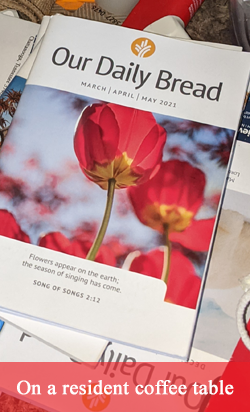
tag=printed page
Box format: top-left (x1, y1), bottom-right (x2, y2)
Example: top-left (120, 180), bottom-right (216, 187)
top-left (191, 94), bottom-right (250, 361)
top-left (0, 318), bottom-right (107, 362)
top-left (0, 15), bottom-right (250, 359)
top-left (0, 322), bottom-right (174, 362)
top-left (0, 14), bottom-right (39, 95)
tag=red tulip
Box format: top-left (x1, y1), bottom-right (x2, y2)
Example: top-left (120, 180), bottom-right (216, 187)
top-left (74, 103), bottom-right (167, 190)
top-left (128, 159), bottom-right (215, 251)
top-left (128, 248), bottom-right (201, 309)
top-left (39, 231), bottom-right (116, 266)
top-left (0, 209), bottom-right (30, 242)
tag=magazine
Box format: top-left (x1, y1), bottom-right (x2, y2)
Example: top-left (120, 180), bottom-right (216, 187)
top-left (190, 93), bottom-right (250, 362)
top-left (0, 13), bottom-right (39, 96)
top-left (0, 14), bottom-right (249, 359)
top-left (0, 17), bottom-right (110, 362)
top-left (0, 16), bottom-right (49, 148)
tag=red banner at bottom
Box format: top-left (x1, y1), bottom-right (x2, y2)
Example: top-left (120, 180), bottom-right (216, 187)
top-left (0, 361), bottom-right (248, 412)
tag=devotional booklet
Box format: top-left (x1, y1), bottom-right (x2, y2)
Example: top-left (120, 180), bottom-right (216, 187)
top-left (0, 13), bottom-right (39, 96)
top-left (190, 92), bottom-right (250, 362)
top-left (0, 15), bottom-right (249, 360)
top-left (0, 16), bottom-right (50, 149)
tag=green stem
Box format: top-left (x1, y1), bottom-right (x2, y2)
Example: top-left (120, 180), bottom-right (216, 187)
top-left (86, 178), bottom-right (116, 261)
top-left (161, 224), bottom-right (171, 285)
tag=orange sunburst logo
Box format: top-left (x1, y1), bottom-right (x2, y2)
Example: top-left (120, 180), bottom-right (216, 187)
top-left (82, 383), bottom-right (111, 411)
top-left (131, 38), bottom-right (156, 58)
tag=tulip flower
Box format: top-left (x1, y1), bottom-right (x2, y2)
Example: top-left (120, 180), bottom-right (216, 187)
top-left (74, 102), bottom-right (166, 261)
top-left (39, 231), bottom-right (116, 266)
top-left (74, 103), bottom-right (166, 190)
top-left (128, 159), bottom-right (215, 249)
top-left (0, 209), bottom-right (30, 243)
top-left (128, 160), bottom-right (215, 283)
top-left (127, 248), bottom-right (201, 309)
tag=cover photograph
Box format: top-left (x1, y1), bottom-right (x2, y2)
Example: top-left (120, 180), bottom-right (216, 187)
top-left (0, 15), bottom-right (249, 359)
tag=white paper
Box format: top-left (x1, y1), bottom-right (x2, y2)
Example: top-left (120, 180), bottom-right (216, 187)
top-left (0, 237), bottom-right (194, 358)
top-left (28, 16), bottom-right (250, 130)
top-left (0, 322), bottom-right (176, 362)
top-left (0, 14), bottom-right (39, 95)
top-left (0, 312), bottom-right (108, 362)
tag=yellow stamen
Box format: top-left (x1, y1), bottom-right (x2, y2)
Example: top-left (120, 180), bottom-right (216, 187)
top-left (84, 152), bottom-right (139, 190)
top-left (143, 203), bottom-right (194, 233)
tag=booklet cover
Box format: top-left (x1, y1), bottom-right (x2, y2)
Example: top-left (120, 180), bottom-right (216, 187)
top-left (0, 15), bottom-right (249, 359)
top-left (0, 13), bottom-right (39, 96)
top-left (190, 94), bottom-right (250, 362)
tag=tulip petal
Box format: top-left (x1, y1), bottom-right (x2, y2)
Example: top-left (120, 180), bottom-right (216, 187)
top-left (132, 124), bottom-right (166, 170)
top-left (83, 119), bottom-right (108, 164)
top-left (74, 104), bottom-right (96, 167)
top-left (178, 162), bottom-right (206, 213)
top-left (155, 160), bottom-right (205, 212)
top-left (129, 248), bottom-right (163, 280)
top-left (129, 248), bottom-right (201, 309)
top-left (109, 104), bottom-right (163, 157)
top-left (94, 244), bottom-right (117, 266)
top-left (39, 231), bottom-right (116, 266)
top-left (74, 121), bottom-right (94, 169)
top-left (39, 232), bottom-right (71, 252)
top-left (166, 250), bottom-right (201, 309)
top-left (169, 217), bottom-right (216, 251)
top-left (0, 209), bottom-right (30, 242)
top-left (99, 105), bottom-right (120, 160)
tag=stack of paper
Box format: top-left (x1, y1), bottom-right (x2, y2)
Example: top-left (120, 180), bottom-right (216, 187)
top-left (0, 12), bottom-right (250, 366)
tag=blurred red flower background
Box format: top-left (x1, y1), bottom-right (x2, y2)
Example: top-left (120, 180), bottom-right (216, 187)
top-left (0, 210), bottom-right (30, 243)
